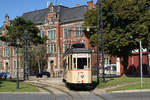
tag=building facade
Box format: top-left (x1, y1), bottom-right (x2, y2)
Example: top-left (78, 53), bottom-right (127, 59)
top-left (2, 1), bottom-right (140, 77)
top-left (0, 14), bottom-right (23, 78)
top-left (22, 1), bottom-right (92, 74)
top-left (21, 1), bottom-right (122, 76)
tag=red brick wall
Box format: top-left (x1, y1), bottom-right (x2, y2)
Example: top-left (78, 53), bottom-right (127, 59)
top-left (120, 52), bottom-right (149, 75)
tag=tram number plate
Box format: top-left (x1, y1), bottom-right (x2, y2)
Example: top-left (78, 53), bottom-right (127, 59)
top-left (77, 54), bottom-right (86, 57)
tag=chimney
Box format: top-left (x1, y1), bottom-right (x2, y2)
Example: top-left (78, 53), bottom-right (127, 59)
top-left (94, 4), bottom-right (96, 8)
top-left (76, 4), bottom-right (80, 7)
top-left (5, 14), bottom-right (9, 21)
top-left (87, 1), bottom-right (93, 9)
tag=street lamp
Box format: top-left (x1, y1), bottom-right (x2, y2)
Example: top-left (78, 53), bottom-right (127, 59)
top-left (139, 41), bottom-right (143, 88)
top-left (100, 0), bottom-right (105, 83)
top-left (97, 0), bottom-right (100, 84)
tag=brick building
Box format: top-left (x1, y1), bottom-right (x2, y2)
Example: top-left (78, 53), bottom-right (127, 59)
top-left (0, 14), bottom-right (23, 78)
top-left (121, 50), bottom-right (150, 76)
top-left (21, 1), bottom-right (97, 74)
top-left (0, 1), bottom-right (126, 77)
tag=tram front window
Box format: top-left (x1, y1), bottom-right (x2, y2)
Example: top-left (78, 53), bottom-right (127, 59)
top-left (77, 58), bottom-right (87, 69)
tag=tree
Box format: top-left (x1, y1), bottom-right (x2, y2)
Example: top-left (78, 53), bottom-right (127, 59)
top-left (28, 37), bottom-right (47, 75)
top-left (0, 17), bottom-right (45, 75)
top-left (0, 17), bottom-right (43, 46)
top-left (83, 0), bottom-right (150, 74)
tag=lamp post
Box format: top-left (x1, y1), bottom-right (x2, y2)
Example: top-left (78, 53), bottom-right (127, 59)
top-left (139, 41), bottom-right (143, 88)
top-left (97, 0), bottom-right (100, 84)
top-left (100, 0), bottom-right (105, 82)
top-left (16, 38), bottom-right (19, 89)
top-left (97, 0), bottom-right (105, 83)
top-left (24, 30), bottom-right (28, 80)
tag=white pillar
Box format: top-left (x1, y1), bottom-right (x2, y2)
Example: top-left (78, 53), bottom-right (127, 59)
top-left (116, 57), bottom-right (120, 75)
top-left (148, 54), bottom-right (150, 75)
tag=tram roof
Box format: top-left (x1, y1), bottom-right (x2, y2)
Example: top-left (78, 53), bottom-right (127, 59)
top-left (64, 48), bottom-right (91, 57)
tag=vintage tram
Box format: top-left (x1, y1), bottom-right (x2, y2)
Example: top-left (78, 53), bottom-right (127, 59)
top-left (63, 43), bottom-right (92, 86)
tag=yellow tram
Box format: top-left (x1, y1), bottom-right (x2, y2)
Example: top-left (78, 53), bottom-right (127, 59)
top-left (63, 43), bottom-right (92, 86)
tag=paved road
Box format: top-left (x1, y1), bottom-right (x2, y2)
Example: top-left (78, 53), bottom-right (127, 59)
top-left (0, 78), bottom-right (150, 100)
top-left (98, 91), bottom-right (150, 100)
top-left (24, 78), bottom-right (103, 100)
top-left (0, 91), bottom-right (149, 100)
top-left (0, 93), bottom-right (52, 100)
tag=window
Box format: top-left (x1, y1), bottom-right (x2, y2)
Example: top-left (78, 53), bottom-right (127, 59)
top-left (0, 61), bottom-right (2, 71)
top-left (47, 30), bottom-right (51, 39)
top-left (47, 29), bottom-right (56, 39)
top-left (47, 43), bottom-right (56, 54)
top-left (112, 66), bottom-right (116, 72)
top-left (63, 27), bottom-right (72, 39)
top-left (41, 29), bottom-right (45, 37)
top-left (70, 55), bottom-right (72, 70)
top-left (77, 58), bottom-right (87, 69)
top-left (54, 30), bottom-right (56, 39)
top-left (0, 48), bottom-right (2, 57)
top-left (63, 59), bottom-right (67, 70)
top-left (88, 58), bottom-right (90, 68)
top-left (4, 42), bottom-right (7, 46)
top-left (68, 56), bottom-right (70, 70)
top-left (4, 48), bottom-right (9, 57)
top-left (73, 58), bottom-right (76, 69)
top-left (105, 57), bottom-right (110, 64)
top-left (0, 41), bottom-right (1, 46)
top-left (63, 43), bottom-right (68, 53)
top-left (14, 60), bottom-right (17, 69)
top-left (50, 17), bottom-right (53, 24)
top-left (13, 48), bottom-right (17, 56)
top-left (68, 28), bottom-right (72, 38)
top-left (75, 26), bottom-right (82, 37)
top-left (53, 44), bottom-right (56, 52)
top-left (63, 28), bottom-right (67, 39)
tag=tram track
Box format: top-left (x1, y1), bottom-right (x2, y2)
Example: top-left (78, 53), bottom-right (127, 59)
top-left (27, 80), bottom-right (74, 100)
top-left (26, 81), bottom-right (56, 100)
top-left (37, 80), bottom-right (75, 100)
top-left (38, 80), bottom-right (104, 100)
top-left (26, 79), bottom-right (105, 100)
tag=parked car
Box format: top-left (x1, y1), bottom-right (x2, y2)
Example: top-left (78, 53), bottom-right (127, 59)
top-left (0, 72), bottom-right (7, 79)
top-left (36, 72), bottom-right (50, 78)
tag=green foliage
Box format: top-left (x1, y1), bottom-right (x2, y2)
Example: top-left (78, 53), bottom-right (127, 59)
top-left (0, 17), bottom-right (43, 47)
top-left (94, 75), bottom-right (150, 91)
top-left (84, 0), bottom-right (150, 57)
top-left (0, 81), bottom-right (39, 92)
top-left (29, 44), bottom-right (47, 75)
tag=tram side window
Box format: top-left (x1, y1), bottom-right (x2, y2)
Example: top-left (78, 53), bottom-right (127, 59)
top-left (77, 58), bottom-right (87, 69)
top-left (73, 58), bottom-right (76, 69)
top-left (88, 58), bottom-right (90, 68)
top-left (63, 59), bottom-right (67, 70)
top-left (71, 55), bottom-right (72, 70)
top-left (68, 56), bottom-right (70, 70)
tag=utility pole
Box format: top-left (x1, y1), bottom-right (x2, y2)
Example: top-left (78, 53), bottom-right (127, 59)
top-left (100, 0), bottom-right (105, 82)
top-left (16, 38), bottom-right (19, 89)
top-left (139, 41), bottom-right (143, 88)
top-left (24, 30), bottom-right (28, 80)
top-left (97, 0), bottom-right (100, 84)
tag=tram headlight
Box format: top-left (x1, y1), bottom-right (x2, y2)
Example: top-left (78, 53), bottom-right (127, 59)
top-left (81, 75), bottom-right (84, 78)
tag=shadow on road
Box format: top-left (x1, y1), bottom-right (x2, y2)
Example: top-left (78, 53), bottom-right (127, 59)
top-left (65, 81), bottom-right (100, 91)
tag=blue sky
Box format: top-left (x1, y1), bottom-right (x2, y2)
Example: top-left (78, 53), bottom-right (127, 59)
top-left (0, 0), bottom-right (97, 27)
